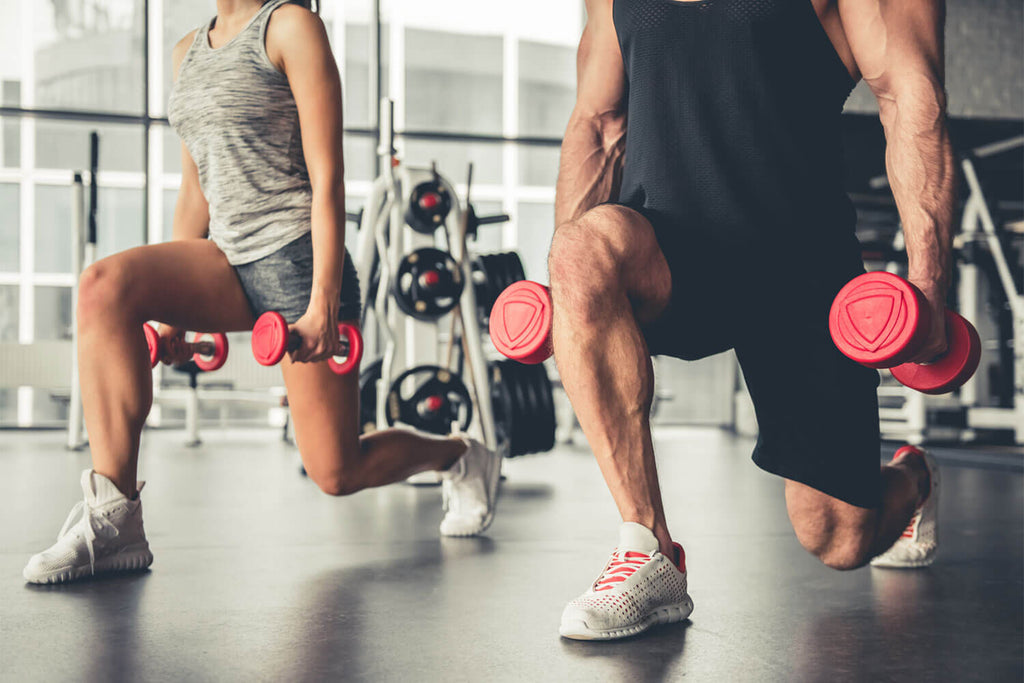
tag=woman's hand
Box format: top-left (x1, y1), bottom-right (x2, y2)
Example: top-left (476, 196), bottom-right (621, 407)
top-left (288, 294), bottom-right (342, 363)
top-left (156, 324), bottom-right (191, 366)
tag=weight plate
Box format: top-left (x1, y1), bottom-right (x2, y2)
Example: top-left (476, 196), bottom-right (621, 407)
top-left (392, 247), bottom-right (465, 321)
top-left (385, 364), bottom-right (473, 435)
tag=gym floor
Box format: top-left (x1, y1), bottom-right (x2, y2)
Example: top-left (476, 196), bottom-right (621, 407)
top-left (2, 428), bottom-right (1021, 682)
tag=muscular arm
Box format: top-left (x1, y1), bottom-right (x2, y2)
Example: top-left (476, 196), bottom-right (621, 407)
top-left (840, 0), bottom-right (954, 358)
top-left (170, 31), bottom-right (210, 241)
top-left (268, 5), bottom-right (347, 319)
top-left (554, 0), bottom-right (628, 227)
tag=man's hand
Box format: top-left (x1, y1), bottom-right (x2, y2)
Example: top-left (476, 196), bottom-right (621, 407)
top-left (907, 278), bottom-right (948, 364)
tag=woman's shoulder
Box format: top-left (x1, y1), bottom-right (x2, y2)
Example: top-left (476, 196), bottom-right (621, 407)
top-left (265, 4), bottom-right (330, 71)
top-left (265, 2), bottom-right (324, 35)
top-left (171, 28), bottom-right (201, 78)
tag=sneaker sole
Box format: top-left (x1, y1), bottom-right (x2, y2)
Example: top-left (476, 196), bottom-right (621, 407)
top-left (440, 448), bottom-right (503, 538)
top-left (24, 545), bottom-right (154, 585)
top-left (870, 555), bottom-right (936, 569)
top-left (559, 595), bottom-right (695, 641)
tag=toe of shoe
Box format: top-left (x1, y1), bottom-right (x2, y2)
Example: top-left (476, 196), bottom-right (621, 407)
top-left (439, 512), bottom-right (488, 537)
top-left (23, 556), bottom-right (59, 583)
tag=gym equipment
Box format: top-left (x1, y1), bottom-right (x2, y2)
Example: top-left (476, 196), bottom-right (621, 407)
top-left (490, 359), bottom-right (556, 457)
top-left (957, 138), bottom-right (1024, 442)
top-left (829, 272), bottom-right (981, 394)
top-left (392, 247), bottom-right (465, 320)
top-left (250, 311), bottom-right (363, 375)
top-left (473, 252), bottom-right (526, 322)
top-left (405, 179), bottom-right (452, 234)
top-left (489, 280), bottom-right (554, 365)
top-left (143, 323), bottom-right (229, 372)
top-left (359, 358), bottom-right (382, 434)
top-left (385, 365), bottom-right (473, 435)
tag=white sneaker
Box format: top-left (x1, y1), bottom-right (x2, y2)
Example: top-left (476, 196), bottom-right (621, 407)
top-left (23, 470), bottom-right (153, 584)
top-left (439, 437), bottom-right (502, 537)
top-left (872, 446), bottom-right (940, 568)
top-left (560, 522), bottom-right (693, 641)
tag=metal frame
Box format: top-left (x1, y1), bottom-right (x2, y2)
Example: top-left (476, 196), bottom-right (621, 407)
top-left (355, 100), bottom-right (497, 448)
top-left (957, 139), bottom-right (1024, 444)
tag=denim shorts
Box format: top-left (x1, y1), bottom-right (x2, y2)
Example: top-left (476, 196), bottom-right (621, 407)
top-left (233, 231), bottom-right (362, 323)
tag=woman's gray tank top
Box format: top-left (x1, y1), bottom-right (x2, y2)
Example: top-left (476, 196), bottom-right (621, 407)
top-left (168, 0), bottom-right (312, 265)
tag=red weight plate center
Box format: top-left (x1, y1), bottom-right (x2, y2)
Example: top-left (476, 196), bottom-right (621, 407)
top-left (421, 270), bottom-right (441, 288)
top-left (419, 193), bottom-right (440, 210)
top-left (424, 395), bottom-right (443, 412)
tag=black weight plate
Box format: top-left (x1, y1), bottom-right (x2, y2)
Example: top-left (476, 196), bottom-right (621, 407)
top-left (385, 365), bottom-right (473, 435)
top-left (405, 181), bottom-right (452, 235)
top-left (359, 358), bottom-right (383, 435)
top-left (528, 362), bottom-right (557, 453)
top-left (392, 247), bottom-right (464, 321)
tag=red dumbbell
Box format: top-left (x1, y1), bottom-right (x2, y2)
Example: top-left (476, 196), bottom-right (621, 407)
top-left (489, 281), bottom-right (554, 365)
top-left (829, 271), bottom-right (981, 395)
top-left (250, 311), bottom-right (364, 375)
top-left (143, 323), bottom-right (229, 372)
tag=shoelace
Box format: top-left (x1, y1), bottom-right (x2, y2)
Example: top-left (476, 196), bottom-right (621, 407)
top-left (57, 499), bottom-right (117, 576)
top-left (593, 551), bottom-right (651, 592)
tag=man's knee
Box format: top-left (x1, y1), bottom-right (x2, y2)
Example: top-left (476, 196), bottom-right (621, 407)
top-left (794, 525), bottom-right (874, 571)
top-left (786, 481), bottom-right (876, 571)
top-left (548, 205), bottom-right (637, 311)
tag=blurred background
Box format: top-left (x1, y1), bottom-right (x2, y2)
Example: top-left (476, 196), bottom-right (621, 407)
top-left (0, 0), bottom-right (1020, 435)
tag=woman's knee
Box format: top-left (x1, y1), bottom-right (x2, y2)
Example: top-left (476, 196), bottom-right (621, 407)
top-left (302, 438), bottom-right (363, 497)
top-left (77, 259), bottom-right (134, 326)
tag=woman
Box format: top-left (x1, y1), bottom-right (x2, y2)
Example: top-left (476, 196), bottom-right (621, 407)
top-left (24, 0), bottom-right (502, 585)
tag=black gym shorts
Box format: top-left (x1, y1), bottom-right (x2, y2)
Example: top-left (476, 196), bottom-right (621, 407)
top-left (631, 206), bottom-right (884, 510)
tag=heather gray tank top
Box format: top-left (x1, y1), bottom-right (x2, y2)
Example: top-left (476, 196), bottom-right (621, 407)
top-left (167, 0), bottom-right (312, 265)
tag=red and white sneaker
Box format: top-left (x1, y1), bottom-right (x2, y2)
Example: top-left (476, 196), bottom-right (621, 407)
top-left (560, 522), bottom-right (693, 640)
top-left (872, 445), bottom-right (940, 568)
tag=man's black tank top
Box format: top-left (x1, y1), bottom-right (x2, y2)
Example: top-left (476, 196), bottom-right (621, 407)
top-left (613, 0), bottom-right (858, 267)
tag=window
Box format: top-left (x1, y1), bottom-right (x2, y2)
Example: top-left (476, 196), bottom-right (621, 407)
top-left (0, 0), bottom-right (596, 426)
top-left (32, 0), bottom-right (145, 114)
top-left (0, 184), bottom-right (18, 271)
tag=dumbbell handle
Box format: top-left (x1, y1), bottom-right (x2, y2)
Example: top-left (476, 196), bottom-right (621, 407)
top-left (280, 330), bottom-right (350, 355)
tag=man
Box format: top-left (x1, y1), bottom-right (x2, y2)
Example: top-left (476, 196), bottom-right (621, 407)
top-left (552, 0), bottom-right (952, 640)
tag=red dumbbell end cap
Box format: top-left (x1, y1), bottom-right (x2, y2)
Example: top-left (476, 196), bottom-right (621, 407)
top-left (489, 281), bottom-right (553, 365)
top-left (327, 323), bottom-right (364, 375)
top-left (193, 333), bottom-right (229, 372)
top-left (143, 323), bottom-right (160, 368)
top-left (890, 312), bottom-right (981, 395)
top-left (829, 272), bottom-right (930, 368)
top-left (252, 311), bottom-right (288, 366)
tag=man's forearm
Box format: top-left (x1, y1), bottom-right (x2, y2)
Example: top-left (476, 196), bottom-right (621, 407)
top-left (554, 111), bottom-right (627, 227)
top-left (880, 93), bottom-right (956, 293)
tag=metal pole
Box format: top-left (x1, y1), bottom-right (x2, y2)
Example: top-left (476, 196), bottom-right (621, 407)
top-left (66, 174), bottom-right (86, 450)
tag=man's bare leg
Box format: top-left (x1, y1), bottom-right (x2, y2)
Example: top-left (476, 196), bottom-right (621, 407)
top-left (786, 452), bottom-right (932, 570)
top-left (547, 204), bottom-right (675, 555)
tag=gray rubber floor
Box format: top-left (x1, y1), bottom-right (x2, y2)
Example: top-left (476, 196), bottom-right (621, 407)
top-left (1, 428), bottom-right (1021, 682)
